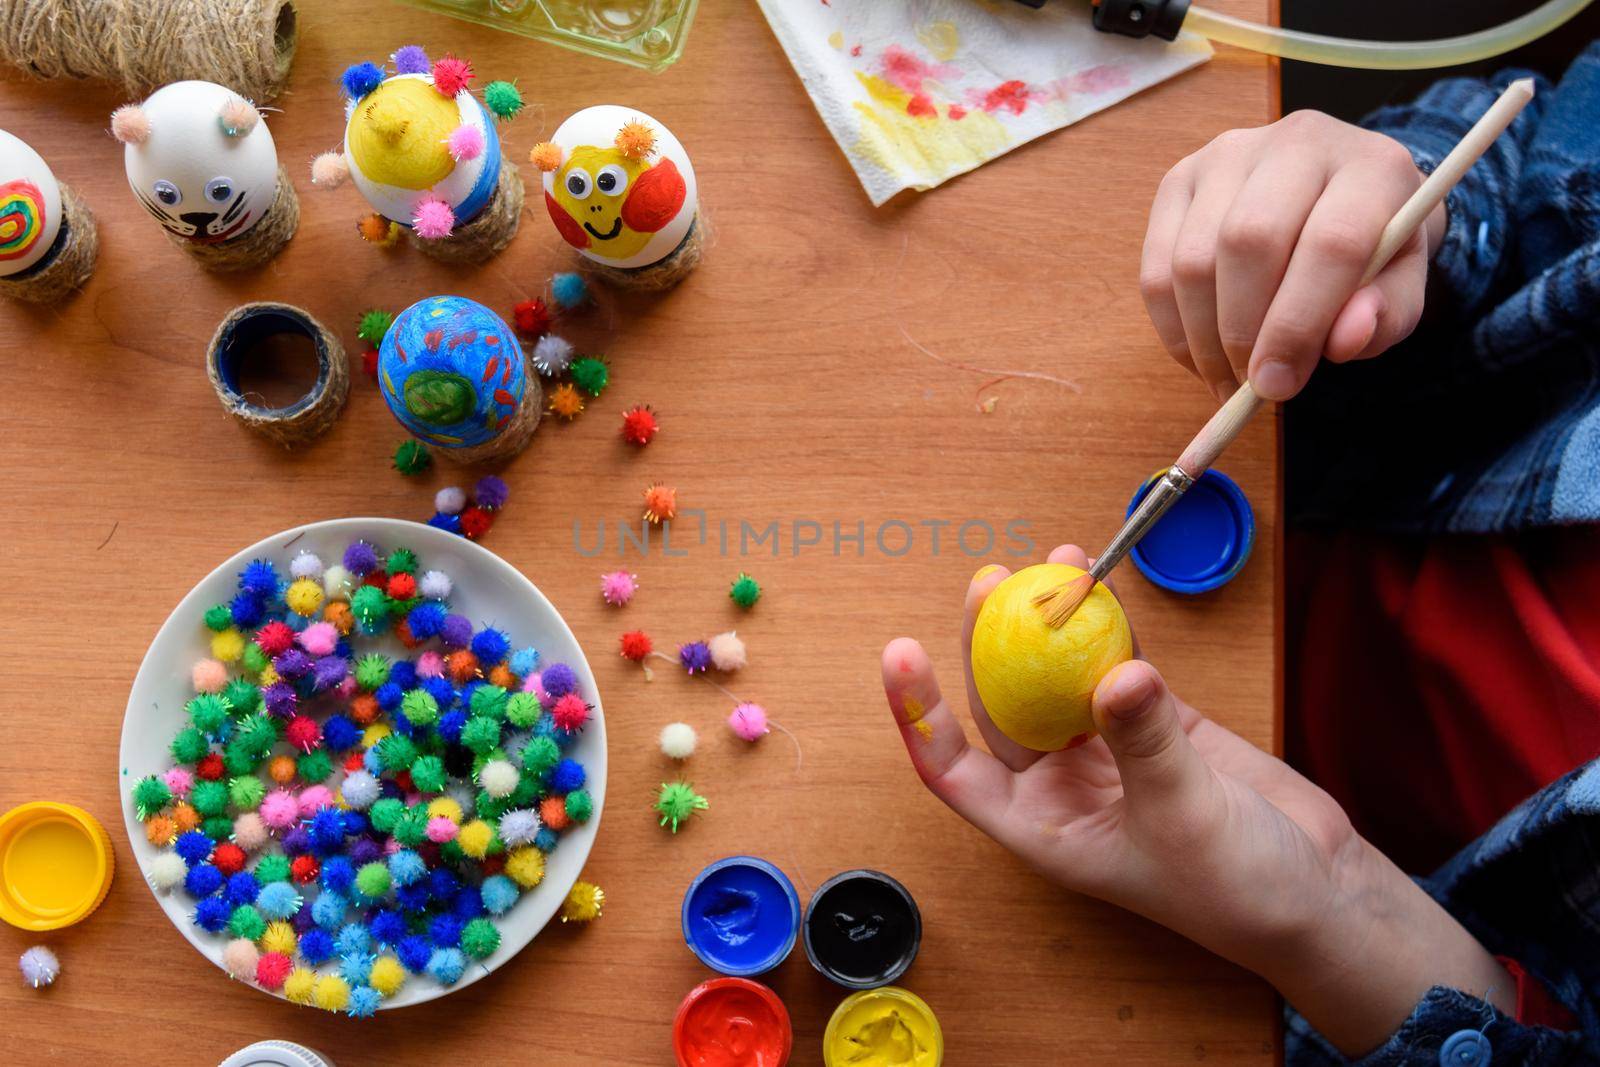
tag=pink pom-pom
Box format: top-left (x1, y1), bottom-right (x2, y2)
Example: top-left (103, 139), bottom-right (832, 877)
top-left (297, 786), bottom-right (333, 816)
top-left (222, 938), bottom-right (260, 980)
top-left (446, 124), bottom-right (484, 162)
top-left (233, 812), bottom-right (269, 852)
top-left (430, 55), bottom-right (473, 97)
top-left (218, 96), bottom-right (260, 137)
top-left (299, 622), bottom-right (337, 657)
top-left (521, 673), bottom-right (548, 703)
top-left (728, 702), bottom-right (770, 741)
top-left (551, 692), bottom-right (589, 732)
top-left (260, 789), bottom-right (299, 830)
top-left (110, 104), bottom-right (150, 144)
top-left (599, 571), bottom-right (637, 607)
top-left (191, 658), bottom-right (228, 693)
top-left (336, 676), bottom-right (358, 699)
top-left (708, 631), bottom-right (747, 672)
top-left (426, 816), bottom-right (458, 843)
top-left (412, 197), bottom-right (455, 239)
top-left (162, 767), bottom-right (194, 798)
top-left (416, 650), bottom-right (445, 678)
top-left (310, 151), bottom-right (350, 188)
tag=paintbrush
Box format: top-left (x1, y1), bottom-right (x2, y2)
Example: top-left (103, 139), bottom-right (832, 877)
top-left (1034, 76), bottom-right (1536, 629)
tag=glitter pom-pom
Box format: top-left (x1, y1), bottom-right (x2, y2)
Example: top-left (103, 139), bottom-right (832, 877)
top-left (222, 937), bottom-right (259, 980)
top-left (678, 641), bottom-right (711, 675)
top-left (532, 335), bottom-right (574, 377)
top-left (460, 917), bottom-right (501, 959)
top-left (729, 702), bottom-right (770, 741)
top-left (393, 438), bottom-right (432, 475)
top-left (498, 808), bottom-right (540, 846)
top-left (340, 61), bottom-right (386, 100)
top-left (392, 44), bottom-right (430, 74)
top-left (659, 722), bottom-right (697, 760)
top-left (551, 693), bottom-right (589, 732)
top-left (459, 506), bottom-right (494, 541)
top-left (446, 124), bottom-right (484, 161)
top-left (529, 142), bottom-right (563, 172)
top-left (730, 572), bottom-right (761, 608)
top-left (18, 946), bottom-right (59, 988)
top-left (479, 759), bottom-right (519, 798)
top-left (708, 631), bottom-right (747, 672)
top-left (427, 947), bottom-right (466, 984)
top-left (217, 96), bottom-right (260, 137)
top-left (290, 551), bottom-right (324, 580)
top-left (547, 383), bottom-right (584, 420)
top-left (483, 80), bottom-right (524, 120)
top-left (474, 476), bottom-right (509, 511)
top-left (357, 213), bottom-right (399, 244)
top-left (434, 486), bottom-right (467, 515)
top-left (109, 104), bottom-right (151, 145)
top-left (430, 55), bottom-right (473, 96)
top-left (620, 630), bottom-right (652, 661)
top-left (643, 483), bottom-right (677, 524)
top-left (599, 570), bottom-right (637, 606)
top-left (620, 404), bottom-right (658, 446)
top-left (654, 780), bottom-right (708, 833)
top-left (256, 951), bottom-right (293, 990)
top-left (480, 874), bottom-right (520, 915)
top-left (551, 272), bottom-right (589, 310)
top-left (313, 973), bottom-right (351, 1012)
top-left (512, 298), bottom-right (550, 338)
top-left (149, 851), bottom-right (187, 891)
top-left (413, 197), bottom-right (455, 239)
top-left (561, 881), bottom-right (605, 923)
top-left (614, 120), bottom-right (656, 160)
top-left (418, 569), bottom-right (452, 600)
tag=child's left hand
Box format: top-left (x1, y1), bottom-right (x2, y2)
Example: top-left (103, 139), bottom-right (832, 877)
top-left (881, 544), bottom-right (1511, 1055)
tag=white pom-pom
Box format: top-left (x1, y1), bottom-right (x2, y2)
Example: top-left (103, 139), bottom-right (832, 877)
top-left (19, 946), bottom-right (59, 988)
top-left (232, 812), bottom-right (269, 852)
top-left (532, 335), bottom-right (574, 377)
top-left (290, 551), bottom-right (324, 580)
top-left (659, 722), bottom-right (698, 760)
top-left (322, 564), bottom-right (355, 601)
top-left (708, 631), bottom-right (747, 672)
top-left (479, 759), bottom-right (519, 798)
top-left (419, 569), bottom-right (453, 599)
top-left (340, 770), bottom-right (380, 810)
top-left (435, 487), bottom-right (467, 515)
top-left (310, 150), bottom-right (350, 187)
top-left (148, 852), bottom-right (187, 892)
top-left (498, 808), bottom-right (541, 846)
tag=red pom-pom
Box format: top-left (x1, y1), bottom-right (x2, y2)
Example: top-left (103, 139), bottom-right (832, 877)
top-left (291, 855), bottom-right (320, 884)
top-left (512, 298), bottom-right (550, 338)
top-left (254, 620), bottom-right (295, 657)
top-left (621, 405), bottom-right (658, 446)
top-left (395, 770), bottom-right (415, 793)
top-left (256, 951), bottom-right (294, 990)
top-left (212, 842), bottom-right (246, 876)
top-left (343, 752), bottom-right (365, 772)
top-left (362, 347), bottom-right (380, 378)
top-left (459, 506), bottom-right (493, 541)
top-left (431, 55), bottom-right (473, 97)
top-left (479, 854), bottom-right (506, 877)
top-left (285, 715), bottom-right (322, 752)
top-left (394, 617), bottom-right (420, 649)
top-left (196, 753), bottom-right (225, 780)
top-left (551, 692), bottom-right (590, 731)
top-left (362, 569), bottom-right (388, 589)
top-left (387, 573), bottom-right (417, 599)
top-left (620, 630), bottom-right (653, 661)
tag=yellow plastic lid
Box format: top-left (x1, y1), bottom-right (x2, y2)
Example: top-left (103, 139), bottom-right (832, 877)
top-left (0, 802), bottom-right (115, 930)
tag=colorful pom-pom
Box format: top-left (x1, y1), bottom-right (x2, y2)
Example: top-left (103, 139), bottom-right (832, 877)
top-left (313, 973), bottom-right (351, 1012)
top-left (654, 780), bottom-right (708, 833)
top-left (434, 487), bottom-right (467, 517)
top-left (340, 62), bottom-right (386, 100)
top-left (427, 947), bottom-right (466, 984)
top-left (708, 631), bottom-right (747, 672)
top-left (369, 955), bottom-right (406, 997)
top-left (483, 80), bottom-right (523, 120)
top-left (256, 951), bottom-right (293, 990)
top-left (512, 298), bottom-right (550, 338)
top-left (474, 476), bottom-right (509, 511)
top-left (446, 123), bottom-right (484, 162)
top-left (148, 851), bottom-right (187, 891)
top-left (529, 142), bottom-right (563, 172)
top-left (191, 657), bottom-right (228, 694)
top-left (614, 120), bottom-right (656, 160)
top-left (551, 693), bottom-right (590, 732)
top-left (504, 846), bottom-right (544, 889)
top-left (679, 641), bottom-right (711, 675)
top-left (730, 572), bottom-right (762, 608)
top-left (460, 917), bottom-right (501, 959)
top-left (413, 197), bottom-right (455, 239)
top-left (620, 404), bottom-right (658, 446)
top-left (222, 937), bottom-right (259, 980)
top-left (550, 272), bottom-right (589, 310)
top-left (393, 439), bottom-right (432, 475)
top-left (599, 570), bottom-right (637, 606)
top-left (620, 630), bottom-right (653, 661)
top-left (356, 309), bottom-right (393, 346)
top-left (459, 506), bottom-right (494, 541)
top-left (560, 881), bottom-right (605, 923)
top-left (357, 213), bottom-right (400, 244)
top-left (498, 808), bottom-right (541, 847)
top-left (659, 722), bottom-right (697, 759)
top-left (548, 383), bottom-right (584, 420)
top-left (217, 96), bottom-right (260, 138)
top-left (284, 967), bottom-right (316, 1003)
top-left (479, 759), bottom-right (519, 798)
top-left (392, 44), bottom-right (430, 74)
top-left (729, 702), bottom-right (770, 741)
top-left (430, 55), bottom-right (473, 97)
top-left (109, 104), bottom-right (151, 145)
top-left (532, 335), bottom-right (574, 377)
top-left (569, 356), bottom-right (609, 397)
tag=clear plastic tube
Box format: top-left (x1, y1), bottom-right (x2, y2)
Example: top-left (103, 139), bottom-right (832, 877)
top-left (1184, 0), bottom-right (1593, 69)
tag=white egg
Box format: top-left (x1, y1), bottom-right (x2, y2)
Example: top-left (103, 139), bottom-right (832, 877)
top-left (0, 129), bottom-right (63, 277)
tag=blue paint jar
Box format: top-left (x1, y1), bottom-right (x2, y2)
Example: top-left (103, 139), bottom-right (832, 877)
top-left (681, 856), bottom-right (801, 977)
top-left (1125, 469), bottom-right (1255, 594)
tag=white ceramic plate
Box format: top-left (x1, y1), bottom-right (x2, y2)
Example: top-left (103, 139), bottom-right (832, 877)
top-left (118, 517), bottom-right (606, 1009)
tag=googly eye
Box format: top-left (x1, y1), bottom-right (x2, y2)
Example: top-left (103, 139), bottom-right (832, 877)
top-left (595, 164), bottom-right (628, 197)
top-left (204, 177), bottom-right (233, 204)
top-left (564, 167), bottom-right (593, 200)
top-left (153, 180), bottom-right (181, 206)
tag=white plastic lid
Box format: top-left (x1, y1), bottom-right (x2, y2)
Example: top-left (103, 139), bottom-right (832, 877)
top-left (218, 1040), bottom-right (334, 1067)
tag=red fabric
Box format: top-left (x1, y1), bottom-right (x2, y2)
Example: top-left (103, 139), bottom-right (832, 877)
top-left (1497, 956), bottom-right (1577, 1029)
top-left (1287, 526), bottom-right (1600, 872)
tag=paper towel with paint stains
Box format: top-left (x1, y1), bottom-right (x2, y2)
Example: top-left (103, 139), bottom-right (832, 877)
top-left (756, 0), bottom-right (1212, 206)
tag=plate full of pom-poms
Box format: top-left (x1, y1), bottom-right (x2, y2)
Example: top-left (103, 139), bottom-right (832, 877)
top-left (118, 517), bottom-right (606, 1012)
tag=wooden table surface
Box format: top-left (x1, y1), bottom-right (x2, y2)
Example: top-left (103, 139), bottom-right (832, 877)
top-left (0, 2), bottom-right (1280, 1063)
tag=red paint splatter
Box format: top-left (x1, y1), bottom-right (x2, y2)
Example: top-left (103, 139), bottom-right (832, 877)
top-left (879, 45), bottom-right (956, 97)
top-left (947, 104), bottom-right (967, 120)
top-left (850, 44), bottom-right (861, 57)
top-left (980, 80), bottom-right (1033, 115)
top-left (906, 93), bottom-right (937, 118)
top-left (1067, 64), bottom-right (1129, 94)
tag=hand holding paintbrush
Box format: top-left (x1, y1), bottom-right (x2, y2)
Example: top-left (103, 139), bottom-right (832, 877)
top-left (1033, 76), bottom-right (1537, 628)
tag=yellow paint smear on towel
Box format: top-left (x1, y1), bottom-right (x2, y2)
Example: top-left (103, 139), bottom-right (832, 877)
top-left (916, 21), bottom-right (960, 62)
top-left (850, 73), bottom-right (1010, 185)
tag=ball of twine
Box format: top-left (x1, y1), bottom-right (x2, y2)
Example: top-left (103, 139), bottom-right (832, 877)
top-left (409, 160), bottom-right (524, 266)
top-left (0, 0), bottom-right (296, 104)
top-left (584, 213), bottom-right (706, 292)
top-left (431, 380), bottom-right (543, 465)
top-left (173, 165), bottom-right (298, 272)
top-left (0, 182), bottom-right (98, 304)
top-left (207, 302), bottom-right (348, 448)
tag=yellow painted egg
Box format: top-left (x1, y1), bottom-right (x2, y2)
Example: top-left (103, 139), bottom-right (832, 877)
top-left (970, 563), bottom-right (1133, 750)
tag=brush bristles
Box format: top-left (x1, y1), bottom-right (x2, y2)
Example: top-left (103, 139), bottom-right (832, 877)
top-left (1031, 574), bottom-right (1096, 628)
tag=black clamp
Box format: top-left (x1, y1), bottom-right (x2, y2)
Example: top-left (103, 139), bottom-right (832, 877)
top-left (1092, 0), bottom-right (1191, 41)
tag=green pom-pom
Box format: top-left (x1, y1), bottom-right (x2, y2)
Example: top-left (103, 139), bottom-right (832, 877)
top-left (400, 689), bottom-right (439, 727)
top-left (460, 917), bottom-right (501, 959)
top-left (355, 862), bottom-right (392, 899)
top-left (357, 309), bottom-right (393, 345)
top-left (369, 798), bottom-right (405, 833)
top-left (223, 679), bottom-right (261, 714)
top-left (229, 904), bottom-right (267, 941)
top-left (255, 853), bottom-right (291, 883)
top-left (568, 356), bottom-right (609, 397)
top-left (228, 775), bottom-right (266, 810)
top-left (729, 573), bottom-right (761, 609)
top-left (520, 735), bottom-right (560, 776)
top-left (654, 780), bottom-right (708, 833)
top-left (564, 789), bottom-right (593, 823)
top-left (474, 789), bottom-right (510, 821)
top-left (509, 773), bottom-right (544, 807)
top-left (202, 815), bottom-right (235, 841)
top-left (191, 779), bottom-right (229, 817)
top-left (439, 840), bottom-right (465, 866)
top-left (355, 654), bottom-right (391, 690)
top-left (223, 740), bottom-right (261, 777)
top-left (351, 585), bottom-right (389, 629)
top-left (385, 548), bottom-right (418, 575)
top-left (410, 754), bottom-right (448, 793)
top-left (297, 748), bottom-right (334, 783)
top-left (469, 684), bottom-right (508, 721)
top-left (505, 692), bottom-right (542, 729)
top-left (242, 642), bottom-right (270, 674)
top-left (377, 733), bottom-right (418, 771)
top-left (235, 715), bottom-right (277, 757)
top-left (483, 80), bottom-right (523, 120)
top-left (187, 694), bottom-right (232, 734)
top-left (460, 716), bottom-right (502, 755)
top-left (132, 776), bottom-right (172, 818)
top-left (203, 604), bottom-right (233, 632)
top-left (392, 439), bottom-right (432, 476)
top-left (392, 806), bottom-right (430, 847)
top-left (170, 727), bottom-right (210, 765)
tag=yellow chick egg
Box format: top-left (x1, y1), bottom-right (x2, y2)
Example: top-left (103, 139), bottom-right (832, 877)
top-left (969, 563), bottom-right (1132, 750)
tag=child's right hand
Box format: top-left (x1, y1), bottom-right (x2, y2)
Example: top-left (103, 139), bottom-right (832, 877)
top-left (1140, 112), bottom-right (1447, 401)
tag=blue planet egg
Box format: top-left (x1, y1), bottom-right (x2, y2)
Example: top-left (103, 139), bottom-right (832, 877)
top-left (378, 295), bottom-right (527, 449)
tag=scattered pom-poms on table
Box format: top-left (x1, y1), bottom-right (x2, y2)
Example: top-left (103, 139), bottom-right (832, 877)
top-left (643, 483), bottom-right (678, 525)
top-left (621, 405), bottom-right (659, 447)
top-left (599, 571), bottom-right (637, 607)
top-left (131, 535), bottom-right (598, 1012)
top-left (728, 702), bottom-right (771, 742)
top-left (512, 299), bottom-right (550, 339)
top-left (659, 722), bottom-right (697, 760)
top-left (425, 478), bottom-right (510, 541)
top-left (550, 272), bottom-right (589, 311)
top-left (532, 336), bottom-right (574, 378)
top-left (560, 881), bottom-right (604, 924)
top-left (654, 781), bottom-right (708, 834)
top-left (392, 440), bottom-right (432, 476)
top-left (729, 572), bottom-right (762, 609)
top-left (18, 947), bottom-right (59, 989)
top-left (620, 630), bottom-right (653, 661)
top-left (707, 631), bottom-right (746, 672)
top-left (548, 383), bottom-right (584, 421)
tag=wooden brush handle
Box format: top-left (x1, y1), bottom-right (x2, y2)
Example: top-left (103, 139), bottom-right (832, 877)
top-left (1174, 77), bottom-right (1535, 479)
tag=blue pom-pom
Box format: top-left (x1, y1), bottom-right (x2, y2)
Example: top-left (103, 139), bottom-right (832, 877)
top-left (427, 867), bottom-right (459, 902)
top-left (679, 641), bottom-right (712, 675)
top-left (554, 724), bottom-right (580, 750)
top-left (480, 874), bottom-right (519, 915)
top-left (238, 559), bottom-right (279, 597)
top-left (427, 512), bottom-right (464, 535)
top-left (533, 827), bottom-right (558, 852)
top-left (309, 808), bottom-right (348, 853)
top-left (298, 926), bottom-right (336, 964)
top-left (427, 947), bottom-right (467, 985)
top-left (390, 709), bottom-right (414, 738)
top-left (341, 811), bottom-right (370, 838)
top-left (256, 881), bottom-right (302, 919)
top-left (363, 747), bottom-right (384, 775)
top-left (388, 850), bottom-right (428, 887)
top-left (284, 611), bottom-right (310, 633)
top-left (407, 601), bottom-right (447, 639)
top-left (335, 923), bottom-right (372, 957)
top-left (229, 592), bottom-right (265, 628)
top-left (392, 44), bottom-right (430, 74)
top-left (175, 830), bottom-right (213, 866)
top-left (322, 714), bottom-right (361, 751)
top-left (185, 864), bottom-right (224, 899)
top-left (311, 890), bottom-right (347, 930)
top-left (340, 61), bottom-right (386, 100)
top-left (321, 856), bottom-right (356, 894)
top-left (339, 950), bottom-right (375, 987)
top-left (370, 909), bottom-right (406, 946)
top-left (347, 985), bottom-right (382, 1018)
top-left (550, 758), bottom-right (585, 793)
top-left (194, 896), bottom-right (232, 932)
top-left (550, 272), bottom-right (589, 310)
top-left (509, 647), bottom-right (540, 676)
top-left (427, 912), bottom-right (463, 948)
top-left (396, 883), bottom-right (431, 914)
top-left (437, 710), bottom-right (468, 745)
top-left (470, 627), bottom-right (510, 665)
top-left (541, 663), bottom-right (577, 697)
top-left (452, 885), bottom-right (484, 920)
top-left (422, 676), bottom-right (456, 709)
top-left (374, 682), bottom-right (404, 712)
top-left (397, 934), bottom-right (433, 973)
top-left (225, 871), bottom-right (260, 907)
top-left (389, 661), bottom-right (418, 691)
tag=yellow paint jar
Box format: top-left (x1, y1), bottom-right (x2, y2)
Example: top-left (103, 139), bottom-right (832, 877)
top-left (0, 802), bottom-right (115, 930)
top-left (823, 986), bottom-right (943, 1067)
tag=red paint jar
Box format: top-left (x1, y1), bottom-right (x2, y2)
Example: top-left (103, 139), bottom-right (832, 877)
top-left (672, 977), bottom-right (792, 1067)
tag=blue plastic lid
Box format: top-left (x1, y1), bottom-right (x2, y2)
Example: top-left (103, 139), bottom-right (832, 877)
top-left (1126, 469), bottom-right (1254, 594)
top-left (681, 856), bottom-right (801, 977)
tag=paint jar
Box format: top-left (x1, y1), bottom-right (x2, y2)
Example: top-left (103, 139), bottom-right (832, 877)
top-left (1126, 468), bottom-right (1255, 594)
top-left (823, 986), bottom-right (943, 1067)
top-left (673, 977), bottom-right (792, 1067)
top-left (219, 1041), bottom-right (337, 1067)
top-left (803, 869), bottom-right (922, 989)
top-left (0, 802), bottom-right (114, 931)
top-left (681, 856), bottom-right (801, 977)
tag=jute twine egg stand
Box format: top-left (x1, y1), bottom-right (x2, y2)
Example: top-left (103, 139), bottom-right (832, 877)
top-left (587, 213), bottom-right (707, 292)
top-left (175, 165), bottom-right (299, 272)
top-left (207, 302), bottom-right (348, 447)
top-left (0, 183), bottom-right (97, 304)
top-left (408, 160), bottom-right (524, 266)
top-left (432, 380), bottom-right (543, 465)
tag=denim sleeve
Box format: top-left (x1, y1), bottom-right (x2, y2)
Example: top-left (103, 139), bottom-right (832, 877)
top-left (1361, 69), bottom-right (1550, 317)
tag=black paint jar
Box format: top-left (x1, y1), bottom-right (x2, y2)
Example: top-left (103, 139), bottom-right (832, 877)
top-left (802, 869), bottom-right (922, 989)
